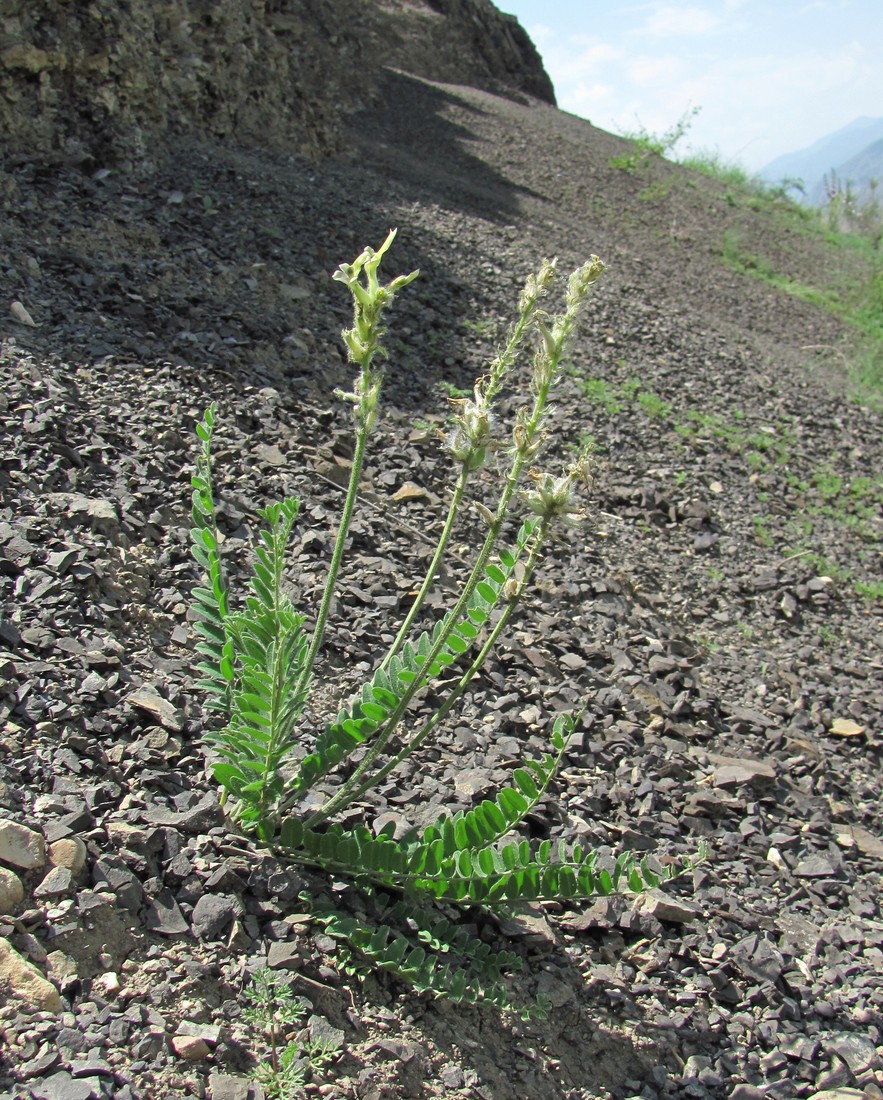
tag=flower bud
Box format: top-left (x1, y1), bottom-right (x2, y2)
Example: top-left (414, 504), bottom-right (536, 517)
top-left (447, 394), bottom-right (492, 471)
top-left (522, 467), bottom-right (584, 526)
top-left (518, 257), bottom-right (557, 313)
top-left (565, 255), bottom-right (605, 312)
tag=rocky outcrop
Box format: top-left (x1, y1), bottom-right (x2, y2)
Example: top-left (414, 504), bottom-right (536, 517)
top-left (0, 0), bottom-right (553, 166)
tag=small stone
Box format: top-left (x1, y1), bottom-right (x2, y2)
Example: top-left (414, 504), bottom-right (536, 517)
top-left (175, 1020), bottom-right (222, 1046)
top-left (807, 1092), bottom-right (866, 1100)
top-left (815, 1060), bottom-right (854, 1090)
top-left (441, 1065), bottom-right (466, 1089)
top-left (825, 1032), bottom-right (879, 1074)
top-left (45, 951), bottom-right (79, 990)
top-left (535, 971), bottom-right (575, 1007)
top-left (95, 971), bottom-right (121, 997)
top-left (27, 1070), bottom-right (95, 1100)
top-left (172, 1034), bottom-right (211, 1061)
top-left (683, 1055), bottom-right (712, 1079)
top-left (207, 1073), bottom-right (252, 1100)
top-left (794, 854), bottom-right (837, 878)
top-left (0, 817), bottom-right (47, 869)
top-left (34, 865), bottom-right (74, 898)
top-left (0, 866), bottom-right (24, 913)
top-left (143, 793), bottom-right (222, 833)
top-left (496, 905), bottom-right (556, 944)
top-left (712, 757), bottom-right (776, 788)
top-left (144, 889), bottom-right (189, 935)
top-left (191, 893), bottom-right (240, 940)
top-left (308, 1015), bottom-right (344, 1051)
top-left (128, 686), bottom-right (184, 732)
top-left (829, 718), bottom-right (864, 738)
top-left (635, 890), bottom-right (700, 924)
top-left (267, 941), bottom-right (302, 970)
top-left (10, 299), bottom-right (37, 326)
top-left (391, 481), bottom-right (427, 501)
top-left (368, 1037), bottom-right (422, 1063)
top-left (834, 825), bottom-right (883, 859)
top-left (0, 938), bottom-right (61, 1011)
top-left (254, 442), bottom-right (287, 466)
top-left (730, 933), bottom-right (784, 983)
top-left (19, 1048), bottom-right (62, 1079)
top-left (48, 837), bottom-right (88, 874)
top-left (69, 1054), bottom-right (113, 1078)
top-left (453, 768), bottom-right (494, 798)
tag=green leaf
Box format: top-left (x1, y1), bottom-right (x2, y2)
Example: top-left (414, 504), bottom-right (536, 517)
top-left (476, 581), bottom-right (498, 603)
top-left (456, 849), bottom-right (473, 877)
top-left (479, 799), bottom-right (507, 835)
top-left (640, 856), bottom-right (660, 889)
top-left (513, 768), bottom-right (539, 799)
top-left (498, 787), bottom-right (528, 821)
top-left (360, 700), bottom-right (388, 723)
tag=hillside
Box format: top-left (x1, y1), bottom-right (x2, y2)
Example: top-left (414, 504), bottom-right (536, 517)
top-left (0, 0), bottom-right (552, 163)
top-left (1, 16), bottom-right (882, 1100)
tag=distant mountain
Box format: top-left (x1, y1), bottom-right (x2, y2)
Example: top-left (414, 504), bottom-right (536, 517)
top-left (759, 116), bottom-right (883, 203)
top-left (810, 136), bottom-right (883, 204)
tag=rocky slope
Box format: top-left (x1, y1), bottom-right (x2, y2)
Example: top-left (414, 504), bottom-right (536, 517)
top-left (0, 0), bottom-right (552, 166)
top-left (1, 14), bottom-right (882, 1100)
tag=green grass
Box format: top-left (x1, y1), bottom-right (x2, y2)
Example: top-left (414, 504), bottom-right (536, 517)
top-left (570, 362), bottom-right (881, 601)
top-left (572, 375), bottom-right (623, 415)
top-left (679, 150), bottom-right (758, 190)
top-left (437, 379), bottom-right (472, 400)
top-left (855, 579), bottom-right (883, 600)
top-left (609, 107), bottom-right (700, 175)
top-left (629, 131), bottom-right (883, 408)
top-left (636, 390), bottom-right (672, 419)
top-left (720, 215), bottom-right (883, 407)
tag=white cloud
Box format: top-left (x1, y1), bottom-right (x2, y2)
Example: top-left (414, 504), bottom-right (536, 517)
top-left (626, 55), bottom-right (686, 85)
top-left (639, 5), bottom-right (722, 35)
top-left (527, 34), bottom-right (624, 86)
top-left (562, 82), bottom-right (618, 116)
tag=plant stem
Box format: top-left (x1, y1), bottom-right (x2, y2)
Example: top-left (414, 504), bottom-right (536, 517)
top-left (381, 465), bottom-right (470, 670)
top-left (382, 272), bottom-right (552, 669)
top-left (306, 256), bottom-right (602, 826)
top-left (294, 425), bottom-right (369, 703)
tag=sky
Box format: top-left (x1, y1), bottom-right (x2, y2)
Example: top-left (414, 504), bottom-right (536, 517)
top-left (497, 1), bottom-right (883, 171)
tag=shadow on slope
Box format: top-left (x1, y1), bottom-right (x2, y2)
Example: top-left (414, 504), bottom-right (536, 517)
top-left (346, 68), bottom-right (545, 225)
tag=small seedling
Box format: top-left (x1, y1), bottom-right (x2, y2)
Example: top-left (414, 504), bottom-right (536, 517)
top-left (242, 968), bottom-right (341, 1099)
